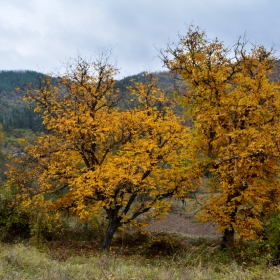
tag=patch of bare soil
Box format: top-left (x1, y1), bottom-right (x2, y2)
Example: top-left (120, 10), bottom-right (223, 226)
top-left (146, 213), bottom-right (221, 238)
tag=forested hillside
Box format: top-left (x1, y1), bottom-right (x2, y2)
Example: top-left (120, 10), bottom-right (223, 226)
top-left (0, 70), bottom-right (46, 133)
top-left (0, 70), bottom-right (178, 134)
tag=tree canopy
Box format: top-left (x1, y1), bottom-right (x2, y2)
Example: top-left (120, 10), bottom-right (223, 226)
top-left (7, 55), bottom-right (198, 250)
top-left (162, 26), bottom-right (280, 246)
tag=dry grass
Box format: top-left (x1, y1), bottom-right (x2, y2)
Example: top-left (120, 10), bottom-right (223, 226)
top-left (0, 197), bottom-right (279, 279)
top-left (0, 241), bottom-right (279, 280)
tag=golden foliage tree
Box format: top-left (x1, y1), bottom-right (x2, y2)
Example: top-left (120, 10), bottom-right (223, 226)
top-left (7, 55), bottom-right (197, 250)
top-left (0, 124), bottom-right (5, 147)
top-left (162, 26), bottom-right (280, 246)
top-left (0, 124), bottom-right (6, 184)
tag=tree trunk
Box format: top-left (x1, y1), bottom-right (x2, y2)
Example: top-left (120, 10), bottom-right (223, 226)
top-left (102, 220), bottom-right (117, 251)
top-left (221, 192), bottom-right (238, 250)
top-left (221, 227), bottom-right (235, 249)
top-left (102, 209), bottom-right (120, 251)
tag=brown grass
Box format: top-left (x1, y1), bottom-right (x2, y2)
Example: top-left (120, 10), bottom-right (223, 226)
top-left (0, 240), bottom-right (280, 280)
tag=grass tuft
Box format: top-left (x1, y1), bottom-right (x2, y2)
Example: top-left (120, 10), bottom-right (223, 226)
top-left (0, 241), bottom-right (280, 279)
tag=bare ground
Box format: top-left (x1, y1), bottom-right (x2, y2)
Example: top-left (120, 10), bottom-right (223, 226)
top-left (146, 213), bottom-right (221, 238)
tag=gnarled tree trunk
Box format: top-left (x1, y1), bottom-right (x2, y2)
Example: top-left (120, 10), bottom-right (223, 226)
top-left (102, 208), bottom-right (121, 251)
top-left (221, 227), bottom-right (235, 249)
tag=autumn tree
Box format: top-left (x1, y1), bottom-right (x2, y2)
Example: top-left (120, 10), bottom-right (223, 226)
top-left (0, 124), bottom-right (6, 184)
top-left (162, 26), bottom-right (280, 247)
top-left (0, 124), bottom-right (4, 147)
top-left (7, 55), bottom-right (198, 250)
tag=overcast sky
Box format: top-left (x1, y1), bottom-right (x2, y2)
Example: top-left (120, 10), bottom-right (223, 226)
top-left (0, 0), bottom-right (279, 78)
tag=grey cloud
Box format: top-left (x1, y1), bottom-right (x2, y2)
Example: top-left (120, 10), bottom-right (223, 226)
top-left (0, 0), bottom-right (279, 76)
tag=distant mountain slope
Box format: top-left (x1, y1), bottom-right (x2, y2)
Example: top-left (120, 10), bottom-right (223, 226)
top-left (2, 63), bottom-right (280, 135)
top-left (0, 70), bottom-right (42, 94)
top-left (116, 71), bottom-right (176, 92)
top-left (0, 70), bottom-right (46, 133)
top-left (0, 70), bottom-right (179, 134)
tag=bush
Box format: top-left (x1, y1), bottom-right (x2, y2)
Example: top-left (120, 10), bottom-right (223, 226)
top-left (0, 186), bottom-right (65, 245)
top-left (61, 213), bottom-right (108, 243)
top-left (261, 214), bottom-right (280, 265)
top-left (216, 215), bottom-right (280, 266)
top-left (0, 191), bottom-right (30, 242)
top-left (146, 232), bottom-right (187, 256)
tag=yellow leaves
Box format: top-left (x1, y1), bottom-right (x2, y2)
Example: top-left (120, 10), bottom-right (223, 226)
top-left (0, 124), bottom-right (5, 147)
top-left (163, 26), bottom-right (280, 242)
top-left (10, 56), bottom-right (198, 237)
top-left (33, 106), bottom-right (42, 113)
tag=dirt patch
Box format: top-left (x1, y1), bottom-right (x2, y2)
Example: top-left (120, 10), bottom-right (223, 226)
top-left (146, 213), bottom-right (221, 238)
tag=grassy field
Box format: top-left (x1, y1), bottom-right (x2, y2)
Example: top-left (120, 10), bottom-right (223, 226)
top-left (0, 232), bottom-right (280, 280)
top-left (0, 197), bottom-right (280, 279)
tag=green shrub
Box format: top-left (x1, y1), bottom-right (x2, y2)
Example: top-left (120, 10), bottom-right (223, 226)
top-left (62, 213), bottom-right (108, 243)
top-left (0, 185), bottom-right (65, 245)
top-left (0, 191), bottom-right (30, 242)
top-left (146, 232), bottom-right (187, 256)
top-left (261, 214), bottom-right (280, 265)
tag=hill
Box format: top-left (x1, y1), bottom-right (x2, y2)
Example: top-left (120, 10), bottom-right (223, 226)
top-left (0, 70), bottom-right (47, 134)
top-left (0, 70), bottom-right (179, 134)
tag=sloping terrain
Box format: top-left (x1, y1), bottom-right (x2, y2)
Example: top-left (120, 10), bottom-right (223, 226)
top-left (147, 213), bottom-right (220, 237)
